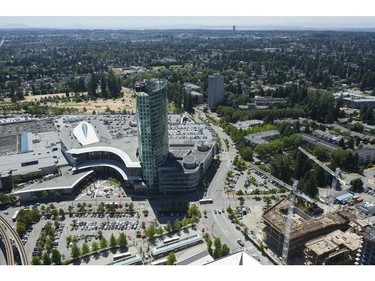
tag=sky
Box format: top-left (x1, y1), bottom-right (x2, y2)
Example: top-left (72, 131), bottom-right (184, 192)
top-left (0, 0), bottom-right (375, 29)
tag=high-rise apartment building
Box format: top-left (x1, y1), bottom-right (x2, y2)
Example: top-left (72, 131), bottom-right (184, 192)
top-left (208, 73), bottom-right (224, 110)
top-left (356, 227), bottom-right (375, 265)
top-left (135, 79), bottom-right (169, 193)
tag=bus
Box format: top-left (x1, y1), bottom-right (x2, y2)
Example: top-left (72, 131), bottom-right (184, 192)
top-left (163, 236), bottom-right (179, 244)
top-left (12, 210), bottom-right (19, 222)
top-left (199, 198), bottom-right (213, 204)
top-left (151, 258), bottom-right (167, 265)
top-left (113, 252), bottom-right (131, 261)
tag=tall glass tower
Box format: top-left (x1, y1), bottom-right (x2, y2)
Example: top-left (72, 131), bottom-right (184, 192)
top-left (135, 79), bottom-right (169, 193)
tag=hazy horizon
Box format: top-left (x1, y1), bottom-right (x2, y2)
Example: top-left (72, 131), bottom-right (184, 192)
top-left (1, 16), bottom-right (375, 30)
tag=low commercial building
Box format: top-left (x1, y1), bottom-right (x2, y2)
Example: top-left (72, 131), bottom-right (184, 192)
top-left (334, 91), bottom-right (375, 109)
top-left (250, 96), bottom-right (287, 105)
top-left (232, 120), bottom-right (264, 130)
top-left (244, 130), bottom-right (280, 146)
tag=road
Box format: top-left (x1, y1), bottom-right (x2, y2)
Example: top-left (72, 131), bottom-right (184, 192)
top-left (0, 36), bottom-right (5, 47)
top-left (190, 110), bottom-right (274, 264)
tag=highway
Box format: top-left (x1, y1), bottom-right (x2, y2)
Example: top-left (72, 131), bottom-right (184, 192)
top-left (0, 36), bottom-right (5, 47)
top-left (0, 215), bottom-right (28, 265)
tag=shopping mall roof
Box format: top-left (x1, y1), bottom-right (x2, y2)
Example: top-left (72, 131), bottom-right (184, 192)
top-left (72, 121), bottom-right (99, 146)
top-left (13, 168), bottom-right (94, 195)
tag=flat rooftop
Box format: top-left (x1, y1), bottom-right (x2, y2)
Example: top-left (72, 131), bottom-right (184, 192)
top-left (13, 167), bottom-right (94, 194)
top-left (0, 130), bottom-right (69, 175)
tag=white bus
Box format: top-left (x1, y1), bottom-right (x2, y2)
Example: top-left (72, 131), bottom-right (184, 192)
top-left (199, 198), bottom-right (213, 204)
top-left (151, 258), bottom-right (167, 265)
top-left (163, 236), bottom-right (179, 244)
top-left (12, 210), bottom-right (19, 222)
top-left (113, 252), bottom-right (131, 261)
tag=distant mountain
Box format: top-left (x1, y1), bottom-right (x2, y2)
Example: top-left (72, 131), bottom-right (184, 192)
top-left (0, 23), bottom-right (32, 29)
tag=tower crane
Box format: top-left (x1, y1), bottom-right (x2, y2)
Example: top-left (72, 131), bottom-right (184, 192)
top-left (297, 146), bottom-right (348, 203)
top-left (281, 181), bottom-right (297, 265)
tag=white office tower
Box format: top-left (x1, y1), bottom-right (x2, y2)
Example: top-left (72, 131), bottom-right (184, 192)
top-left (208, 74), bottom-right (224, 110)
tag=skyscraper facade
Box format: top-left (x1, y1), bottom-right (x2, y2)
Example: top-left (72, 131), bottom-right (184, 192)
top-left (135, 79), bottom-right (169, 193)
top-left (208, 73), bottom-right (224, 110)
top-left (356, 227), bottom-right (375, 265)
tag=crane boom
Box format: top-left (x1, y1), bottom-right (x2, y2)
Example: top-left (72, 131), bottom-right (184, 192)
top-left (297, 146), bottom-right (347, 191)
top-left (298, 146), bottom-right (335, 176)
top-left (281, 181), bottom-right (297, 265)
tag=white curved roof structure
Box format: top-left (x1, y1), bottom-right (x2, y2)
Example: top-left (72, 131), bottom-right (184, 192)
top-left (73, 121), bottom-right (99, 146)
top-left (72, 160), bottom-right (142, 181)
top-left (67, 146), bottom-right (141, 168)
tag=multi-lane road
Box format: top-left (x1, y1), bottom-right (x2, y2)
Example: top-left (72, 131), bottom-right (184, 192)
top-left (191, 111), bottom-right (274, 264)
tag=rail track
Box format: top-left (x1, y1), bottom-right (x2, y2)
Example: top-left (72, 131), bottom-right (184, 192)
top-left (0, 221), bottom-right (14, 265)
top-left (0, 215), bottom-right (28, 265)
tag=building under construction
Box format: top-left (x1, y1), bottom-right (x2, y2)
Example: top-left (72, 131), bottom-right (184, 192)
top-left (261, 199), bottom-right (359, 259)
top-left (304, 229), bottom-right (362, 265)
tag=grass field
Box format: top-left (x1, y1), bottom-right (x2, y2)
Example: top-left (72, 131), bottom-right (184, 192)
top-left (4, 87), bottom-right (137, 114)
top-left (151, 65), bottom-right (166, 70)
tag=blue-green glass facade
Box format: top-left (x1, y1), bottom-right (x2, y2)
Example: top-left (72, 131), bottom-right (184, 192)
top-left (136, 79), bottom-right (169, 193)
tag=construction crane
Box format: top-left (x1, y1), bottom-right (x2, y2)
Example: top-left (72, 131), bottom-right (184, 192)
top-left (281, 181), bottom-right (297, 265)
top-left (297, 146), bottom-right (348, 202)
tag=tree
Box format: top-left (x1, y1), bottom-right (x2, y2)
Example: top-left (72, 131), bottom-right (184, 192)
top-left (350, 178), bottom-right (364, 192)
top-left (82, 243), bottom-right (90, 255)
top-left (128, 202), bottom-right (134, 213)
top-left (166, 252), bottom-right (177, 265)
top-left (270, 154), bottom-right (292, 183)
top-left (42, 190), bottom-right (49, 200)
top-left (174, 218), bottom-right (181, 231)
top-left (221, 244), bottom-right (230, 257)
top-left (164, 220), bottom-right (172, 232)
top-left (88, 73), bottom-right (98, 99)
top-left (58, 208), bottom-right (65, 219)
top-left (71, 242), bottom-right (81, 259)
top-left (91, 241), bottom-right (99, 252)
top-left (110, 233), bottom-right (118, 248)
top-left (100, 237), bottom-right (108, 249)
top-left (42, 252), bottom-right (51, 265)
top-left (51, 249), bottom-right (62, 265)
top-left (45, 237), bottom-right (53, 252)
top-left (207, 238), bottom-right (213, 256)
top-left (181, 216), bottom-right (188, 227)
top-left (31, 256), bottom-right (42, 265)
top-left (213, 237), bottom-right (222, 259)
top-left (51, 209), bottom-right (58, 218)
top-left (117, 233), bottom-right (127, 248)
top-left (156, 227), bottom-right (164, 235)
top-left (146, 224), bottom-right (156, 240)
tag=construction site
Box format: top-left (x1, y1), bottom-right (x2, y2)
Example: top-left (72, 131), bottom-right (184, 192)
top-left (261, 198), bottom-right (361, 264)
